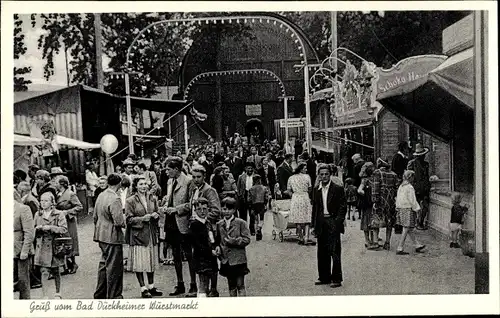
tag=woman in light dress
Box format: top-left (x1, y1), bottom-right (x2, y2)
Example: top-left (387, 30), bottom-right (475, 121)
top-left (287, 162), bottom-right (314, 246)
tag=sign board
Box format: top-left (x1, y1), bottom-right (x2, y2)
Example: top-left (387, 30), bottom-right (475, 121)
top-left (280, 118), bottom-right (304, 128)
top-left (442, 14), bottom-right (473, 56)
top-left (245, 104), bottom-right (262, 116)
top-left (376, 55), bottom-right (447, 100)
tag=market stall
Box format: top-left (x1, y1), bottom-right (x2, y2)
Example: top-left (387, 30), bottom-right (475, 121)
top-left (376, 33), bottom-right (474, 237)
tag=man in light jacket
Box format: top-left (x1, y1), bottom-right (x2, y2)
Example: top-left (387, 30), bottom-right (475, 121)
top-left (159, 157), bottom-right (195, 297)
top-left (13, 197), bottom-right (35, 299)
top-left (93, 173), bottom-right (126, 299)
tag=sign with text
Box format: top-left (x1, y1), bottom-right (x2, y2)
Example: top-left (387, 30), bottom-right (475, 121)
top-left (376, 55), bottom-right (447, 100)
top-left (245, 104), bottom-right (262, 116)
top-left (280, 118), bottom-right (304, 128)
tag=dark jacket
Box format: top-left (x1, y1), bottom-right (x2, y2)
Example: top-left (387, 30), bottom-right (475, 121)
top-left (407, 158), bottom-right (431, 196)
top-left (56, 188), bottom-right (83, 256)
top-left (391, 152), bottom-right (408, 179)
top-left (277, 161), bottom-right (294, 192)
top-left (202, 161), bottom-right (215, 183)
top-left (353, 160), bottom-right (366, 187)
top-left (311, 182), bottom-right (347, 235)
top-left (257, 165), bottom-right (276, 195)
top-left (125, 194), bottom-right (160, 246)
top-left (190, 219), bottom-right (218, 274)
top-left (183, 182), bottom-right (221, 225)
top-left (225, 157), bottom-right (244, 180)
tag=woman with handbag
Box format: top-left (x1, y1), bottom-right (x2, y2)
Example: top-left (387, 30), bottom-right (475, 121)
top-left (34, 192), bottom-right (69, 299)
top-left (125, 176), bottom-right (163, 298)
top-left (55, 176), bottom-right (83, 275)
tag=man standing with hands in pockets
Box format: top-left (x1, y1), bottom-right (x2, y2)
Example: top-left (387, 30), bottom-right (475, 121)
top-left (93, 173), bottom-right (126, 299)
top-left (311, 164), bottom-right (347, 288)
top-left (160, 157), bottom-right (196, 297)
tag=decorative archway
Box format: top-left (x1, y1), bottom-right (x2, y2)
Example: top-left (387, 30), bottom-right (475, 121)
top-left (124, 14), bottom-right (317, 154)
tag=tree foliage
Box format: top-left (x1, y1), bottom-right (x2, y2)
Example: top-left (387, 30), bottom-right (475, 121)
top-left (14, 14), bottom-right (32, 91)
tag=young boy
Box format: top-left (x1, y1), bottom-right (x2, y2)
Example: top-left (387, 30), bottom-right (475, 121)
top-left (450, 193), bottom-right (468, 248)
top-left (189, 197), bottom-right (219, 297)
top-left (344, 178), bottom-right (358, 221)
top-left (248, 174), bottom-right (270, 241)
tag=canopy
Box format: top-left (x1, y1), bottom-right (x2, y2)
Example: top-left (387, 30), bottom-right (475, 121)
top-left (14, 133), bottom-right (101, 150)
top-left (428, 48), bottom-right (473, 109)
top-left (55, 135), bottom-right (101, 150)
top-left (14, 134), bottom-right (44, 146)
top-left (376, 54), bottom-right (473, 141)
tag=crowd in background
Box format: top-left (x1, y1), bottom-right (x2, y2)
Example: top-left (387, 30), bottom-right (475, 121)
top-left (13, 133), bottom-right (469, 299)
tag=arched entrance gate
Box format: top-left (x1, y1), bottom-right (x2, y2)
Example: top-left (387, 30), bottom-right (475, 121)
top-left (123, 15), bottom-right (317, 154)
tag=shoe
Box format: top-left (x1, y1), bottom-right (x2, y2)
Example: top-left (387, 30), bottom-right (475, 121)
top-left (208, 290), bottom-right (220, 297)
top-left (69, 264), bottom-right (79, 274)
top-left (314, 280), bottom-right (330, 285)
top-left (256, 230), bottom-right (263, 241)
top-left (298, 240), bottom-right (305, 245)
top-left (330, 282), bottom-right (342, 288)
top-left (383, 242), bottom-right (390, 250)
top-left (396, 250), bottom-right (409, 255)
top-left (184, 283), bottom-right (197, 297)
top-left (352, 217), bottom-right (355, 221)
top-left (453, 243), bottom-right (461, 249)
top-left (450, 242), bottom-right (454, 248)
top-left (141, 290), bottom-right (153, 298)
top-left (149, 288), bottom-right (163, 297)
top-left (48, 273), bottom-right (54, 280)
top-left (305, 240), bottom-right (317, 246)
top-left (31, 283), bottom-right (42, 290)
top-left (169, 284), bottom-right (185, 296)
top-left (415, 245), bottom-right (426, 253)
top-left (54, 293), bottom-right (62, 299)
top-left (416, 226), bottom-right (424, 230)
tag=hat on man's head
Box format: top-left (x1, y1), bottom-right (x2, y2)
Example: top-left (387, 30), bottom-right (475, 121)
top-left (244, 161), bottom-right (255, 169)
top-left (376, 158), bottom-right (390, 169)
top-left (413, 143), bottom-right (429, 156)
top-left (352, 153), bottom-right (362, 162)
top-left (50, 167), bottom-right (66, 177)
top-left (122, 158), bottom-right (136, 167)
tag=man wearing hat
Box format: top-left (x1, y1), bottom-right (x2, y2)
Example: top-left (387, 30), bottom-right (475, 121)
top-left (34, 170), bottom-right (57, 199)
top-left (372, 158), bottom-right (399, 250)
top-left (407, 143), bottom-right (431, 230)
top-left (276, 153), bottom-right (294, 198)
top-left (121, 158), bottom-right (137, 183)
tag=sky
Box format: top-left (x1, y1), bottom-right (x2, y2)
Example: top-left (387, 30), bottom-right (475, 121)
top-left (15, 14), bottom-right (110, 91)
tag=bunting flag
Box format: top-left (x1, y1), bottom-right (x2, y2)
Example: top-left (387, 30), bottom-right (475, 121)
top-left (189, 107), bottom-right (208, 122)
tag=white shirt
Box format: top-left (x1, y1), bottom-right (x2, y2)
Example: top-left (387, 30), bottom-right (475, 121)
top-left (120, 187), bottom-right (128, 208)
top-left (319, 181), bottom-right (331, 215)
top-left (191, 186), bottom-right (202, 214)
top-left (395, 182), bottom-right (421, 211)
top-left (245, 174), bottom-right (253, 191)
top-left (224, 215), bottom-right (235, 229)
top-left (166, 179), bottom-right (175, 206)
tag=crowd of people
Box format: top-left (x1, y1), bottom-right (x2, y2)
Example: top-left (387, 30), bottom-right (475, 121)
top-left (13, 136), bottom-right (469, 299)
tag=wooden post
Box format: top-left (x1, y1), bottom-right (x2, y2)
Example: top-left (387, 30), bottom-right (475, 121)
top-left (94, 13), bottom-right (104, 90)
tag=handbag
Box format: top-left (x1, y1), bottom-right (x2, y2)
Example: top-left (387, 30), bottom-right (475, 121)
top-left (53, 235), bottom-right (73, 258)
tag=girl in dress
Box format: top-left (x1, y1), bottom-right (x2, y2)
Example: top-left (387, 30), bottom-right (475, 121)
top-left (287, 162), bottom-right (314, 246)
top-left (216, 197), bottom-right (251, 297)
top-left (34, 192), bottom-right (68, 299)
top-left (125, 176), bottom-right (163, 298)
top-left (344, 178), bottom-right (358, 221)
top-left (395, 170), bottom-right (426, 255)
top-left (358, 162), bottom-right (382, 250)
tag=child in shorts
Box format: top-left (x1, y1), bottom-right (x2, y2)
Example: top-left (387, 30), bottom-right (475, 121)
top-left (248, 174), bottom-right (270, 241)
top-left (345, 178), bottom-right (358, 221)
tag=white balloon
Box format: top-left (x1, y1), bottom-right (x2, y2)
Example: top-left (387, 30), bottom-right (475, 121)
top-left (100, 134), bottom-right (119, 154)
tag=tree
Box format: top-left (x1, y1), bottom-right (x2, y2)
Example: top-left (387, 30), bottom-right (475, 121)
top-left (14, 14), bottom-right (32, 91)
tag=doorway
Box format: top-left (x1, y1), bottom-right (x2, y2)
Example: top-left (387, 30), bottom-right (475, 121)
top-left (245, 118), bottom-right (264, 145)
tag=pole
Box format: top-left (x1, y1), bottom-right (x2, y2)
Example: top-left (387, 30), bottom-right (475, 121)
top-left (183, 115), bottom-right (189, 155)
top-left (331, 11), bottom-right (338, 162)
top-left (303, 66), bottom-right (312, 155)
top-left (94, 13), bottom-right (104, 90)
top-left (64, 46), bottom-right (70, 87)
top-left (125, 73), bottom-right (134, 155)
top-left (284, 97), bottom-right (289, 150)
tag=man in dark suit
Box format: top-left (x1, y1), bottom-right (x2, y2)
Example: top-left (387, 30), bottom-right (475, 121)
top-left (225, 149), bottom-right (244, 180)
top-left (202, 152), bottom-right (215, 183)
top-left (276, 154), bottom-right (294, 198)
top-left (93, 173), bottom-right (126, 299)
top-left (246, 146), bottom-right (264, 170)
top-left (311, 164), bottom-right (347, 288)
top-left (391, 141), bottom-right (409, 180)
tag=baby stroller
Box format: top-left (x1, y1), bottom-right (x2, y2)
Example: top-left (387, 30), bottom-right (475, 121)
top-left (271, 199), bottom-right (299, 242)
